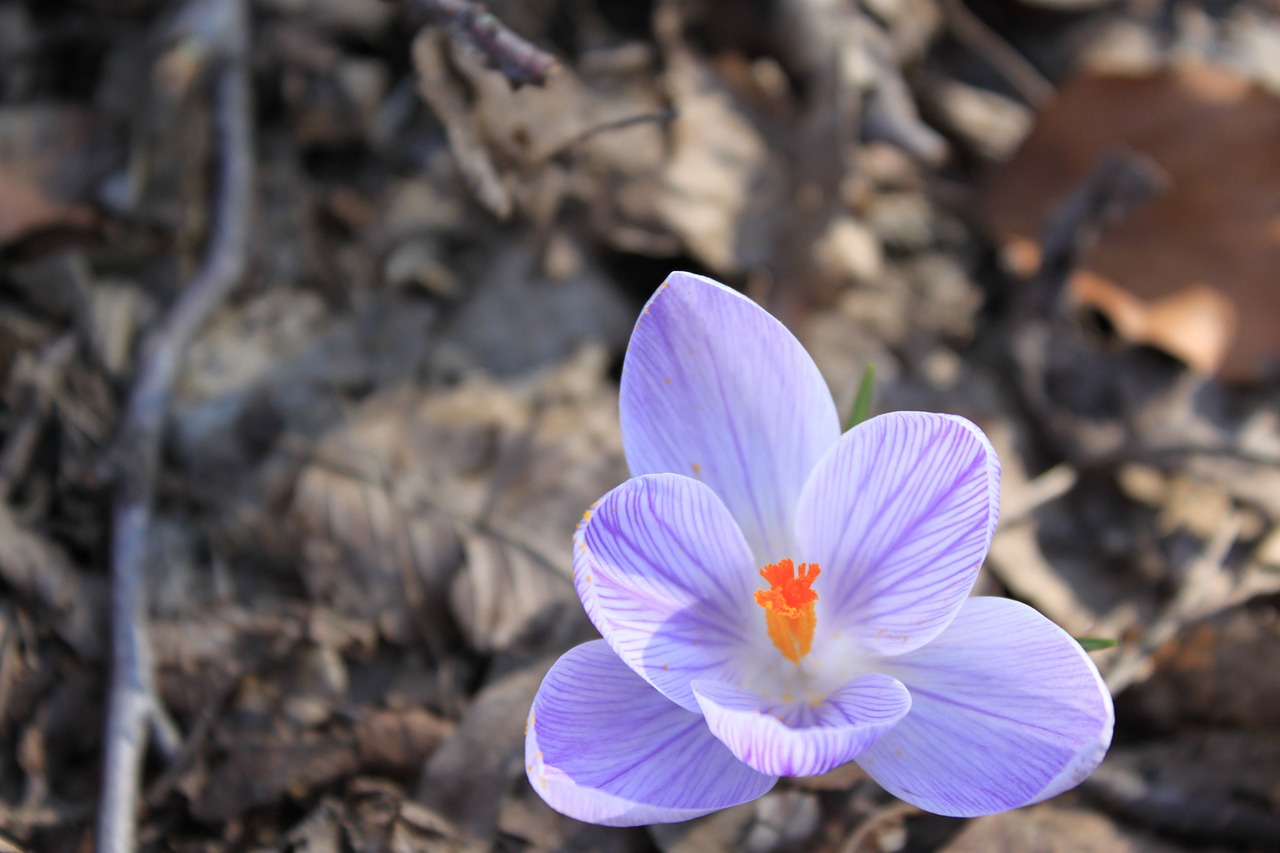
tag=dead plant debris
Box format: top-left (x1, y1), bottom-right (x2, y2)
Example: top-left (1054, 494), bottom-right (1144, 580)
top-left (0, 1), bottom-right (1278, 851)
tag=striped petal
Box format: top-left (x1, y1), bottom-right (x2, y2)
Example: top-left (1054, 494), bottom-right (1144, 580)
top-left (858, 597), bottom-right (1114, 817)
top-left (527, 641), bottom-right (777, 826)
top-left (692, 674), bottom-right (911, 777)
top-left (620, 272), bottom-right (841, 564)
top-left (576, 473), bottom-right (767, 712)
top-left (795, 412), bottom-right (1000, 656)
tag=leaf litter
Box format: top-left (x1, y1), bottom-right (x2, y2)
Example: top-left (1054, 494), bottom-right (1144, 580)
top-left (0, 0), bottom-right (1279, 850)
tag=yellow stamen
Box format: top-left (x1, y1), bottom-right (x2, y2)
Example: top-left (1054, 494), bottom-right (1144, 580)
top-left (753, 559), bottom-right (820, 664)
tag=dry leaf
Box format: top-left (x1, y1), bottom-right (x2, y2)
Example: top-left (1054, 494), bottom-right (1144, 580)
top-left (0, 107), bottom-right (97, 246)
top-left (943, 804), bottom-right (1182, 853)
top-left (1091, 731), bottom-right (1280, 842)
top-left (1124, 603), bottom-right (1280, 731)
top-left (654, 47), bottom-right (786, 274)
top-left (416, 661), bottom-right (547, 848)
top-left (982, 63), bottom-right (1280, 380)
top-left (290, 347), bottom-right (625, 653)
top-left (190, 705), bottom-right (450, 822)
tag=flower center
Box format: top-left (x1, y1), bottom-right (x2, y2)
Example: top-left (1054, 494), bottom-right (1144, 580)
top-left (753, 559), bottom-right (820, 665)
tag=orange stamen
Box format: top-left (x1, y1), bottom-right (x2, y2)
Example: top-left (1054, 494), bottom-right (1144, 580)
top-left (753, 559), bottom-right (820, 664)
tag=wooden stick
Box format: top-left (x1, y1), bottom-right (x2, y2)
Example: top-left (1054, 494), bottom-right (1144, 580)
top-left (407, 0), bottom-right (558, 88)
top-left (96, 1), bottom-right (252, 849)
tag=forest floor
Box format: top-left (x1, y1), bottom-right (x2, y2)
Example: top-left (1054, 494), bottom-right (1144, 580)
top-left (2, 0), bottom-right (1280, 850)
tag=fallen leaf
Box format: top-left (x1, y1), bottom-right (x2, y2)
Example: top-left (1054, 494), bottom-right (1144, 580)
top-left (982, 63), bottom-right (1280, 380)
top-left (943, 803), bottom-right (1182, 852)
top-left (1124, 603), bottom-right (1280, 731)
top-left (290, 346), bottom-right (626, 654)
top-left (653, 45), bottom-right (787, 274)
top-left (0, 107), bottom-right (98, 246)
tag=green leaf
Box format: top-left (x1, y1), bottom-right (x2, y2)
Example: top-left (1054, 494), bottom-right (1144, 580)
top-left (844, 363), bottom-right (876, 431)
top-left (1075, 637), bottom-right (1117, 652)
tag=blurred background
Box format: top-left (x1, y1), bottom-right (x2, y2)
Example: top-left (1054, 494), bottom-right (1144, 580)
top-left (0, 0), bottom-right (1279, 850)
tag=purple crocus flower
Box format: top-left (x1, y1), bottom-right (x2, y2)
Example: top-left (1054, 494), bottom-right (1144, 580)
top-left (525, 272), bottom-right (1113, 826)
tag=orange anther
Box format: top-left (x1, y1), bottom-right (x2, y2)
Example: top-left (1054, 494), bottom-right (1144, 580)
top-left (753, 559), bottom-right (820, 664)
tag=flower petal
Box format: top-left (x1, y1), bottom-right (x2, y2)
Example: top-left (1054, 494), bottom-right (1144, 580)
top-left (692, 674), bottom-right (911, 777)
top-left (621, 272), bottom-right (841, 563)
top-left (527, 641), bottom-right (777, 826)
top-left (857, 597), bottom-right (1114, 817)
top-left (576, 473), bottom-right (767, 712)
top-left (795, 411), bottom-right (1000, 656)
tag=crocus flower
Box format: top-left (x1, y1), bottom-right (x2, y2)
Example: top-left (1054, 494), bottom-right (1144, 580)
top-left (525, 272), bottom-right (1113, 826)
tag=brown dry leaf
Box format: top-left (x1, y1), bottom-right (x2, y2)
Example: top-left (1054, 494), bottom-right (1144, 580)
top-left (982, 63), bottom-right (1280, 380)
top-left (1124, 603), bottom-right (1280, 731)
top-left (152, 602), bottom-right (380, 722)
top-left (984, 418), bottom-right (1154, 641)
top-left (0, 503), bottom-right (105, 660)
top-left (436, 244), bottom-right (634, 378)
top-left (413, 29), bottom-right (512, 219)
top-left (942, 803), bottom-right (1182, 853)
top-left (653, 46), bottom-right (787, 274)
top-left (0, 107), bottom-right (98, 246)
top-left (416, 659), bottom-right (547, 848)
top-left (421, 26), bottom-right (677, 256)
top-left (290, 346), bottom-right (626, 653)
top-left (292, 429), bottom-right (465, 648)
top-left (189, 703), bottom-right (450, 822)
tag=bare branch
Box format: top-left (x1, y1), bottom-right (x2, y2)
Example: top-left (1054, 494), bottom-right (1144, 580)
top-left (406, 0), bottom-right (559, 88)
top-left (96, 1), bottom-right (253, 850)
top-left (940, 0), bottom-right (1054, 108)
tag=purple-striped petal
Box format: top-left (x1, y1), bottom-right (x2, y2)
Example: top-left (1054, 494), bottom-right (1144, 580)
top-left (857, 597), bottom-right (1114, 817)
top-left (620, 272), bottom-right (841, 563)
top-left (526, 641), bottom-right (777, 826)
top-left (795, 412), bottom-right (1000, 656)
top-left (692, 674), bottom-right (911, 777)
top-left (576, 473), bottom-right (767, 712)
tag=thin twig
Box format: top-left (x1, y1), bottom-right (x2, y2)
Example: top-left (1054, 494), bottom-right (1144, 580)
top-left (840, 801), bottom-right (920, 853)
top-left (537, 108), bottom-right (679, 164)
top-left (406, 0), bottom-right (558, 88)
top-left (940, 0), bottom-right (1054, 107)
top-left (997, 462), bottom-right (1078, 530)
top-left (96, 1), bottom-right (252, 850)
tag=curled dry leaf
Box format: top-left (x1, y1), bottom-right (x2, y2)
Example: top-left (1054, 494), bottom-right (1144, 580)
top-left (982, 63), bottom-right (1280, 380)
top-left (655, 46), bottom-right (786, 274)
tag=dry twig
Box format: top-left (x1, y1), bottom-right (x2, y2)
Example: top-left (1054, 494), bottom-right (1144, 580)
top-left (412, 29), bottom-right (513, 218)
top-left (405, 0), bottom-right (558, 88)
top-left (1103, 510), bottom-right (1242, 694)
top-left (940, 0), bottom-right (1054, 107)
top-left (96, 0), bottom-right (253, 850)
